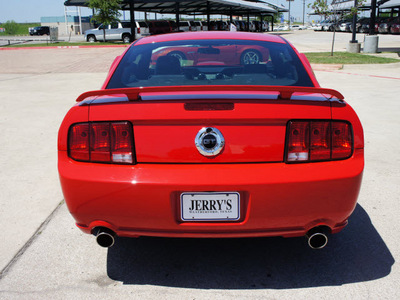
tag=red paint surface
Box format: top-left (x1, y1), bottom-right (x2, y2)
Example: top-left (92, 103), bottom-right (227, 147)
top-left (58, 32), bottom-right (364, 240)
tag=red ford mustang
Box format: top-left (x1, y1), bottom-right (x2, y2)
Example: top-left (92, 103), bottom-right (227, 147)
top-left (58, 32), bottom-right (364, 249)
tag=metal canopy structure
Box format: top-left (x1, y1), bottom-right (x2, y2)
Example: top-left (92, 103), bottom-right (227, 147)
top-left (331, 0), bottom-right (372, 11)
top-left (64, 0), bottom-right (278, 16)
top-left (380, 0), bottom-right (400, 8)
top-left (330, 0), bottom-right (400, 11)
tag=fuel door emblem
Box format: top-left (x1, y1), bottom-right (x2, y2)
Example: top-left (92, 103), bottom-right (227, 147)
top-left (195, 127), bottom-right (225, 157)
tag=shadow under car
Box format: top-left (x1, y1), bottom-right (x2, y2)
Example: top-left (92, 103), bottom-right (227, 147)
top-left (106, 204), bottom-right (394, 289)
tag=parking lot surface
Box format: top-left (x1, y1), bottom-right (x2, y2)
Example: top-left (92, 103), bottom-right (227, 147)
top-left (0, 31), bottom-right (399, 299)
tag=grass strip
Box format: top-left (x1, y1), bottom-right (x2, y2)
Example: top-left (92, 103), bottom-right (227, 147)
top-left (305, 52), bottom-right (399, 64)
top-left (0, 23), bottom-right (40, 36)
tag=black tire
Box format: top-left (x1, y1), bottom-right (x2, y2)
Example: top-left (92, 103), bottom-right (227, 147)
top-left (87, 35), bottom-right (96, 43)
top-left (240, 49), bottom-right (262, 65)
top-left (167, 51), bottom-right (187, 64)
top-left (122, 34), bottom-right (131, 43)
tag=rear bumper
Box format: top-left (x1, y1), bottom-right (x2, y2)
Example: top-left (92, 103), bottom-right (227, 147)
top-left (59, 149), bottom-right (364, 238)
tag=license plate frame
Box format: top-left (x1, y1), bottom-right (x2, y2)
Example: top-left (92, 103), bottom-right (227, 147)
top-left (180, 192), bottom-right (240, 221)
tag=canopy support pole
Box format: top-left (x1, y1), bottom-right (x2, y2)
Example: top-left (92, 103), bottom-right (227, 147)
top-left (129, 0), bottom-right (136, 42)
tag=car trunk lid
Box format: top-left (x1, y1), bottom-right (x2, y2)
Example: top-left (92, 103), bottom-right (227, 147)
top-left (85, 87), bottom-right (338, 164)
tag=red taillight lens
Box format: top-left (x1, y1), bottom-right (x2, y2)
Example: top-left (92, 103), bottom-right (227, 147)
top-left (332, 122), bottom-right (352, 159)
top-left (111, 122), bottom-right (133, 164)
top-left (287, 122), bottom-right (309, 162)
top-left (310, 121), bottom-right (331, 161)
top-left (69, 123), bottom-right (89, 161)
top-left (91, 123), bottom-right (111, 162)
top-left (137, 27), bottom-right (141, 34)
top-left (286, 120), bottom-right (353, 163)
top-left (68, 122), bottom-right (135, 164)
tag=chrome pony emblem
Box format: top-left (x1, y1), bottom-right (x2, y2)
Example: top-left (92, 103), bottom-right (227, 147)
top-left (195, 127), bottom-right (225, 157)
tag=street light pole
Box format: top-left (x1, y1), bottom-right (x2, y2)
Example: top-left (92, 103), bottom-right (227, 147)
top-left (303, 0), bottom-right (306, 26)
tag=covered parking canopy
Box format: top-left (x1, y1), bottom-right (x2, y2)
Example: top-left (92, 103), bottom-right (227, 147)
top-left (380, 0), bottom-right (400, 9)
top-left (65, 0), bottom-right (280, 39)
top-left (332, 0), bottom-right (372, 11)
top-left (64, 0), bottom-right (277, 16)
top-left (331, 0), bottom-right (400, 11)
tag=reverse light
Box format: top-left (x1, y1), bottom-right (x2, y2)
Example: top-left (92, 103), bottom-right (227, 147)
top-left (69, 122), bottom-right (134, 164)
top-left (286, 120), bottom-right (353, 163)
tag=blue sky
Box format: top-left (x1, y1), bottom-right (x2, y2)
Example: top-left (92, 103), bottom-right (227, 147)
top-left (0, 0), bottom-right (319, 24)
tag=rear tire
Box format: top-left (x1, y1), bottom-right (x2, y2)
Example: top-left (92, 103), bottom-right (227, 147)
top-left (167, 51), bottom-right (186, 64)
top-left (240, 49), bottom-right (262, 65)
top-left (122, 34), bottom-right (131, 43)
top-left (87, 35), bottom-right (96, 43)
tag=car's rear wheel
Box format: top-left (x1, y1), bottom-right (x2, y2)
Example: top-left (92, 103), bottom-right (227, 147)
top-left (240, 49), bottom-right (262, 65)
top-left (167, 51), bottom-right (186, 64)
top-left (87, 35), bottom-right (96, 43)
top-left (122, 34), bottom-right (131, 43)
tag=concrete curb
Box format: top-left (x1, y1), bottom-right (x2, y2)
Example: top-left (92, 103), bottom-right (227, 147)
top-left (311, 63), bottom-right (343, 71)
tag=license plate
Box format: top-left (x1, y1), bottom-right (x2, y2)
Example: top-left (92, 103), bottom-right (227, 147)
top-left (180, 192), bottom-right (240, 221)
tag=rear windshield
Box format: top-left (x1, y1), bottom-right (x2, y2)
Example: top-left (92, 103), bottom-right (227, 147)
top-left (107, 39), bottom-right (313, 89)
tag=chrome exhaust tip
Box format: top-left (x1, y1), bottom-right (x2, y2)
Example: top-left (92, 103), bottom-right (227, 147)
top-left (93, 228), bottom-right (115, 248)
top-left (306, 227), bottom-right (329, 249)
top-left (307, 232), bottom-right (328, 249)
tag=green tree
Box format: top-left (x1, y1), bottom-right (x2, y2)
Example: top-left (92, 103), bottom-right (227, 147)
top-left (4, 20), bottom-right (19, 35)
top-left (309, 0), bottom-right (332, 19)
top-left (309, 1), bottom-right (336, 55)
top-left (88, 0), bottom-right (122, 42)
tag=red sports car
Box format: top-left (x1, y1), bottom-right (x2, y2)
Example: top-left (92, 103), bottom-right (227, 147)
top-left (58, 32), bottom-right (364, 250)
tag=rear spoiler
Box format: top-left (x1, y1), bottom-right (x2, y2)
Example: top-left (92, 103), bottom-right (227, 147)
top-left (76, 85), bottom-right (344, 103)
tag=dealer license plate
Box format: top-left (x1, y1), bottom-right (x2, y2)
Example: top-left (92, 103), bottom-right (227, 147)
top-left (180, 192), bottom-right (240, 221)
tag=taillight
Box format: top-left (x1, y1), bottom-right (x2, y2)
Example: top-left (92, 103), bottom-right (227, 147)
top-left (287, 122), bottom-right (309, 161)
top-left (189, 26), bottom-right (192, 31)
top-left (111, 122), bottom-right (134, 163)
top-left (69, 122), bottom-right (135, 164)
top-left (331, 122), bottom-right (352, 159)
top-left (69, 123), bottom-right (89, 161)
top-left (286, 120), bottom-right (353, 163)
top-left (310, 121), bottom-right (330, 161)
top-left (91, 122), bottom-right (111, 162)
top-left (137, 27), bottom-right (141, 34)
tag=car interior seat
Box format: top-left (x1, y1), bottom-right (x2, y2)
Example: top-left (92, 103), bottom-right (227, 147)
top-left (155, 56), bottom-right (182, 75)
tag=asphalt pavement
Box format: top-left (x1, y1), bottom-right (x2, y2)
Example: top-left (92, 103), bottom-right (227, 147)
top-left (0, 31), bottom-right (399, 299)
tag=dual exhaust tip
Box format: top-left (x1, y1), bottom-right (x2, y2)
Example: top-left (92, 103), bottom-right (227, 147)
top-left (93, 227), bottom-right (115, 248)
top-left (92, 226), bottom-right (329, 249)
top-left (306, 227), bottom-right (329, 249)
